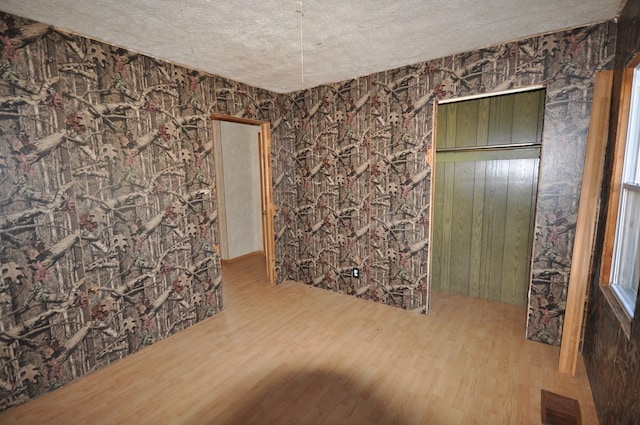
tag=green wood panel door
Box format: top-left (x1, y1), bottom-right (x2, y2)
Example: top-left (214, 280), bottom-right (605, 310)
top-left (432, 89), bottom-right (544, 306)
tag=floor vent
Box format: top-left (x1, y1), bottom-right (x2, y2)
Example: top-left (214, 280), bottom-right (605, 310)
top-left (541, 389), bottom-right (582, 425)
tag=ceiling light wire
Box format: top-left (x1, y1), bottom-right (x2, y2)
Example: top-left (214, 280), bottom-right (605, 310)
top-left (297, 1), bottom-right (304, 88)
top-left (179, 0), bottom-right (197, 67)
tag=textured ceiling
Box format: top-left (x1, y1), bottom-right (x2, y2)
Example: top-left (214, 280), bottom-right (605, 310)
top-left (0, 0), bottom-right (627, 93)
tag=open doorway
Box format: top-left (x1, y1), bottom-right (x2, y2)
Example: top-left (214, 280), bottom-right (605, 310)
top-left (211, 114), bottom-right (276, 285)
top-left (430, 87), bottom-right (545, 307)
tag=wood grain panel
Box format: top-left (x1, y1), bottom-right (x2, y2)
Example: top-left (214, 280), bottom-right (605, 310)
top-left (469, 160), bottom-right (486, 298)
top-left (432, 164), bottom-right (445, 292)
top-left (501, 158), bottom-right (539, 305)
top-left (434, 155), bottom-right (539, 305)
top-left (441, 161), bottom-right (455, 292)
top-left (512, 90), bottom-right (545, 144)
top-left (433, 103), bottom-right (448, 294)
top-left (455, 99), bottom-right (480, 148)
top-left (488, 94), bottom-right (515, 146)
top-left (441, 101), bottom-right (458, 149)
top-left (485, 159), bottom-right (509, 302)
top-left (450, 160), bottom-right (475, 295)
top-left (433, 89), bottom-right (544, 306)
top-left (477, 98), bottom-right (491, 147)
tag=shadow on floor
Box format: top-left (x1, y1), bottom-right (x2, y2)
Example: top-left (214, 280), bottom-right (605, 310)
top-left (213, 367), bottom-right (416, 425)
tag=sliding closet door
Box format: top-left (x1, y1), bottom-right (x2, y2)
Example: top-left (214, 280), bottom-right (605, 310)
top-left (432, 89), bottom-right (544, 306)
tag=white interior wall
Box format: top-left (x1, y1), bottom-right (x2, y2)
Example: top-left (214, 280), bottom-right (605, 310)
top-left (213, 121), bottom-right (263, 260)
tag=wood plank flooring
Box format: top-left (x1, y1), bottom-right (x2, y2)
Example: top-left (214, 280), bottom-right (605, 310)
top-left (0, 254), bottom-right (598, 424)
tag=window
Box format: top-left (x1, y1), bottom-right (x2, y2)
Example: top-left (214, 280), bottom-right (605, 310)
top-left (610, 63), bottom-right (640, 319)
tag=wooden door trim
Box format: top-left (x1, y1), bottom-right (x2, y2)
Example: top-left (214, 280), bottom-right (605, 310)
top-left (598, 54), bottom-right (640, 286)
top-left (210, 114), bottom-right (277, 285)
top-left (210, 113), bottom-right (263, 126)
top-left (558, 70), bottom-right (613, 376)
top-left (259, 122), bottom-right (277, 285)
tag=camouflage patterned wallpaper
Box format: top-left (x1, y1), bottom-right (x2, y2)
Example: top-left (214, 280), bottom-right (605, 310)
top-left (281, 22), bottom-right (616, 345)
top-left (0, 9), bottom-right (617, 412)
top-left (0, 13), bottom-right (279, 411)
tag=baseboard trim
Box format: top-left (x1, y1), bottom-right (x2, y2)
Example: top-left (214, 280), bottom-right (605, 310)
top-left (220, 251), bottom-right (264, 265)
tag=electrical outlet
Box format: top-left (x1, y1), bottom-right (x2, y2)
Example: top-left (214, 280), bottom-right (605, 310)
top-left (352, 267), bottom-right (360, 278)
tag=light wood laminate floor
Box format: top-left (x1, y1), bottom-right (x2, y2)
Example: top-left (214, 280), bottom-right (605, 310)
top-left (0, 254), bottom-right (597, 424)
